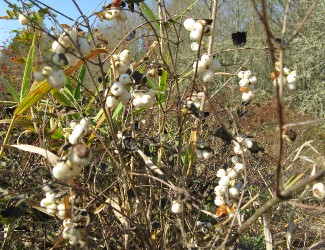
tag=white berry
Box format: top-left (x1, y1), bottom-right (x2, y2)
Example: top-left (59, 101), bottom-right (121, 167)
top-left (111, 82), bottom-right (125, 97)
top-left (244, 70), bottom-right (252, 78)
top-left (239, 78), bottom-right (249, 87)
top-left (52, 161), bottom-right (70, 180)
top-left (209, 59), bottom-right (221, 72)
top-left (183, 18), bottom-right (196, 31)
top-left (106, 95), bottom-right (119, 108)
top-left (216, 169), bottom-right (227, 178)
top-left (219, 176), bottom-right (230, 187)
top-left (190, 30), bottom-right (202, 42)
top-left (234, 162), bottom-right (245, 172)
top-left (229, 187), bottom-right (240, 199)
top-left (171, 200), bottom-right (182, 214)
top-left (312, 182), bottom-right (325, 199)
top-left (48, 69), bottom-right (66, 89)
top-left (237, 71), bottom-right (245, 78)
top-left (119, 74), bottom-right (132, 85)
top-left (201, 53), bottom-right (213, 66)
top-left (19, 13), bottom-right (30, 25)
top-left (249, 76), bottom-right (257, 84)
top-left (214, 196), bottom-right (225, 206)
top-left (196, 149), bottom-right (203, 159)
top-left (227, 168), bottom-right (238, 179)
top-left (77, 38), bottom-right (92, 56)
top-left (202, 69), bottom-right (215, 83)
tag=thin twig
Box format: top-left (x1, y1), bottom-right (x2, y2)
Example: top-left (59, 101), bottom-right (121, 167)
top-left (286, 0), bottom-right (319, 44)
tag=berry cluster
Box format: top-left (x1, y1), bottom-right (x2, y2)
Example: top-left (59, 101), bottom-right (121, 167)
top-left (68, 118), bottom-right (89, 145)
top-left (33, 27), bottom-right (92, 88)
top-left (272, 62), bottom-right (297, 90)
top-left (39, 118), bottom-right (91, 248)
top-left (62, 219), bottom-right (87, 247)
top-left (40, 190), bottom-right (68, 218)
top-left (183, 18), bottom-right (212, 52)
top-left (183, 91), bottom-right (203, 115)
top-left (193, 53), bottom-right (222, 83)
top-left (104, 8), bottom-right (127, 22)
top-left (237, 70), bottom-right (257, 103)
top-left (132, 89), bottom-right (156, 109)
top-left (213, 136), bottom-right (251, 214)
top-left (105, 50), bottom-right (133, 108)
top-left (54, 118), bottom-right (91, 180)
top-left (233, 135), bottom-right (253, 157)
top-left (52, 144), bottom-right (91, 180)
top-left (196, 221), bottom-right (213, 234)
top-left (196, 142), bottom-right (213, 160)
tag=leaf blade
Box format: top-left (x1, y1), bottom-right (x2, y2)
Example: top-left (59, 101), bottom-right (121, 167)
top-left (139, 2), bottom-right (159, 30)
top-left (74, 64), bottom-right (86, 100)
top-left (0, 77), bottom-right (19, 102)
top-left (14, 48), bottom-right (109, 116)
top-left (6, 144), bottom-right (58, 165)
top-left (20, 34), bottom-right (36, 102)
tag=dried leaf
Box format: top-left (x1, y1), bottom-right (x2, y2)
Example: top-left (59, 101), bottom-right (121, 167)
top-left (263, 214), bottom-right (273, 250)
top-left (94, 194), bottom-right (128, 227)
top-left (61, 24), bottom-right (70, 29)
top-left (8, 144), bottom-right (58, 165)
top-left (215, 204), bottom-right (228, 217)
top-left (24, 198), bottom-right (54, 216)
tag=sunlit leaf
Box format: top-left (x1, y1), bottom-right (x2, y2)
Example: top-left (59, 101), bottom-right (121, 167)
top-left (14, 48), bottom-right (109, 116)
top-left (5, 144), bottom-right (58, 165)
top-left (20, 34), bottom-right (36, 102)
top-left (50, 88), bottom-right (73, 106)
top-left (0, 15), bottom-right (14, 20)
top-left (139, 2), bottom-right (159, 30)
top-left (112, 102), bottom-right (124, 119)
top-left (61, 24), bottom-right (70, 29)
top-left (0, 77), bottom-right (19, 102)
top-left (74, 64), bottom-right (86, 100)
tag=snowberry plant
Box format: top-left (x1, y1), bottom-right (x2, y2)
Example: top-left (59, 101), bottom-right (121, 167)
top-left (272, 61), bottom-right (298, 91)
top-left (38, 118), bottom-right (91, 248)
top-left (237, 70), bottom-right (257, 103)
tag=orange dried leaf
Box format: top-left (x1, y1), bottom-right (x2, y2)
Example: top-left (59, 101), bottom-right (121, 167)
top-left (270, 71), bottom-right (280, 80)
top-left (216, 204), bottom-right (228, 217)
top-left (61, 24), bottom-right (70, 29)
top-left (240, 87), bottom-right (249, 93)
top-left (227, 204), bottom-right (237, 214)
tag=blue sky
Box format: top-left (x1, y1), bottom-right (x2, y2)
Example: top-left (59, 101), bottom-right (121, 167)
top-left (0, 0), bottom-right (105, 46)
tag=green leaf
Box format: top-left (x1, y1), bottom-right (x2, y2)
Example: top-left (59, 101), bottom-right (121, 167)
top-left (14, 48), bottom-right (109, 116)
top-left (6, 10), bottom-right (14, 18)
top-left (94, 108), bottom-right (104, 121)
top-left (74, 64), bottom-right (86, 100)
top-left (14, 80), bottom-right (51, 116)
top-left (13, 9), bottom-right (19, 18)
top-left (147, 77), bottom-right (158, 91)
top-left (0, 77), bottom-right (19, 102)
top-left (50, 89), bottom-right (73, 106)
top-left (139, 2), bottom-right (159, 30)
top-left (158, 55), bottom-right (168, 103)
top-left (50, 128), bottom-right (63, 139)
top-left (158, 69), bottom-right (168, 102)
top-left (20, 34), bottom-right (36, 102)
top-left (132, 107), bottom-right (146, 116)
top-left (112, 102), bottom-right (124, 119)
top-left (0, 15), bottom-right (14, 20)
top-left (65, 76), bottom-right (73, 92)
